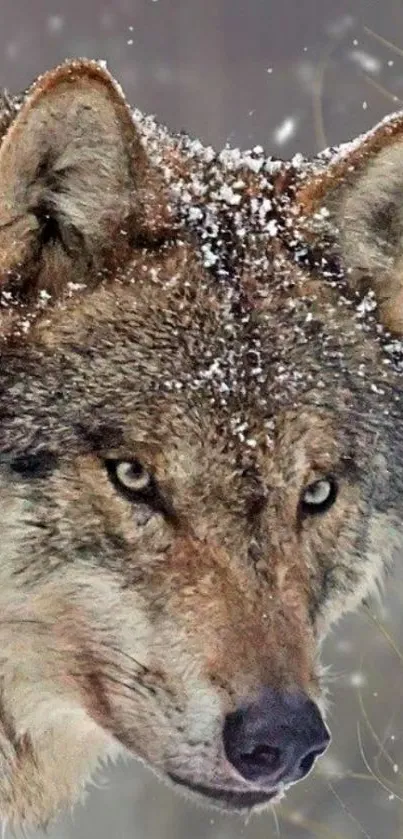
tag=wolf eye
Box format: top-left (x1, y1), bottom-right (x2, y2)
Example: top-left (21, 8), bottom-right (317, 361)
top-left (115, 460), bottom-right (151, 493)
top-left (104, 458), bottom-right (173, 520)
top-left (105, 459), bottom-right (153, 497)
top-left (300, 478), bottom-right (337, 516)
top-left (104, 458), bottom-right (179, 524)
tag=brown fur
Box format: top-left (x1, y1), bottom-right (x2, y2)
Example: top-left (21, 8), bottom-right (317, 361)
top-left (1, 59), bottom-right (403, 827)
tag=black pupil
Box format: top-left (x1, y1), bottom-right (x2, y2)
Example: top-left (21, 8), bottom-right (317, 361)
top-left (105, 459), bottom-right (150, 498)
top-left (126, 461), bottom-right (145, 480)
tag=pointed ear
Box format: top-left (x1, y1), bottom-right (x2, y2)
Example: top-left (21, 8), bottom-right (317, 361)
top-left (0, 59), bottom-right (171, 301)
top-left (297, 114), bottom-right (403, 334)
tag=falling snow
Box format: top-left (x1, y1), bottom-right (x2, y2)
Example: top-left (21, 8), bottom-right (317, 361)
top-left (349, 50), bottom-right (382, 74)
top-left (272, 116), bottom-right (299, 145)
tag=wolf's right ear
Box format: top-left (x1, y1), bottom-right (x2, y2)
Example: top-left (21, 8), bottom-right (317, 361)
top-left (0, 59), bottom-right (172, 301)
top-left (296, 115), bottom-right (403, 334)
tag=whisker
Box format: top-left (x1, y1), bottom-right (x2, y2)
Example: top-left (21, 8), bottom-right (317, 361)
top-left (270, 802), bottom-right (281, 837)
top-left (95, 636), bottom-right (150, 674)
top-left (70, 669), bottom-right (153, 705)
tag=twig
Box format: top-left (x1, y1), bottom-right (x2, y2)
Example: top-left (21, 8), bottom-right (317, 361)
top-left (357, 723), bottom-right (403, 803)
top-left (312, 33), bottom-right (346, 151)
top-left (361, 72), bottom-right (402, 105)
top-left (364, 26), bottom-right (403, 58)
top-left (327, 780), bottom-right (376, 839)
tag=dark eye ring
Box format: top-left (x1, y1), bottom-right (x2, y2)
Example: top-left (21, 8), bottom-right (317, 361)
top-left (300, 477), bottom-right (338, 517)
top-left (105, 458), bottom-right (153, 498)
top-left (115, 460), bottom-right (152, 493)
top-left (104, 458), bottom-right (174, 521)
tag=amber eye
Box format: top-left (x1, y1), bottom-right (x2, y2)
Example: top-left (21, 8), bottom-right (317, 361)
top-left (300, 478), bottom-right (338, 516)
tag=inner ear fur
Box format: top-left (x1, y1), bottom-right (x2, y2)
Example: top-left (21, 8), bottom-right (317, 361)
top-left (0, 59), bottom-right (171, 301)
top-left (297, 114), bottom-right (403, 335)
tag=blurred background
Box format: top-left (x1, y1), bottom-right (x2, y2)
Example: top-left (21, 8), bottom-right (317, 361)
top-left (2, 0), bottom-right (403, 837)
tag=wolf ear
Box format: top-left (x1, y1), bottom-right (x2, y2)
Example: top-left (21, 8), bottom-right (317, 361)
top-left (298, 116), bottom-right (403, 334)
top-left (0, 59), bottom-right (171, 301)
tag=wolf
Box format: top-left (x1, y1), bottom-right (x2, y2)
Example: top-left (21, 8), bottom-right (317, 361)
top-left (0, 58), bottom-right (403, 828)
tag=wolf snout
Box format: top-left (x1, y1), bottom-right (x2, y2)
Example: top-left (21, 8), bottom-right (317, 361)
top-left (222, 688), bottom-right (330, 787)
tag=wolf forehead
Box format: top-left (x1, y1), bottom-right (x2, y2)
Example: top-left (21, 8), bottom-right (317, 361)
top-left (110, 102), bottom-right (403, 402)
top-left (0, 59), bottom-right (400, 445)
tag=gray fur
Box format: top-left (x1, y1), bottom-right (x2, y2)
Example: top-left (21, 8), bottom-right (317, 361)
top-left (0, 59), bottom-right (403, 828)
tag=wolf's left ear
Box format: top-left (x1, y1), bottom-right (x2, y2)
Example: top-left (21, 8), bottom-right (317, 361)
top-left (0, 59), bottom-right (172, 299)
top-left (297, 116), bottom-right (403, 334)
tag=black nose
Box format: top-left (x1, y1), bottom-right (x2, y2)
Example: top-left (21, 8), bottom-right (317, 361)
top-left (223, 689), bottom-right (330, 786)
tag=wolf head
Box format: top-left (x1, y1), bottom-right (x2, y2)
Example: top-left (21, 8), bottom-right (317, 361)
top-left (0, 59), bottom-right (403, 826)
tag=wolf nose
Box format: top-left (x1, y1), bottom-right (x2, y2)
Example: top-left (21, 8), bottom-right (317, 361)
top-left (223, 688), bottom-right (330, 786)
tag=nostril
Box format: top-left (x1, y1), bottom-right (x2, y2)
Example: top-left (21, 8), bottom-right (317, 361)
top-left (299, 751), bottom-right (316, 776)
top-left (223, 710), bottom-right (282, 782)
top-left (299, 742), bottom-right (329, 778)
top-left (240, 744), bottom-right (282, 774)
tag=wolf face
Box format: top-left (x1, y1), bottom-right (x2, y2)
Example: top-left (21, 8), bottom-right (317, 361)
top-left (0, 60), bottom-right (403, 827)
